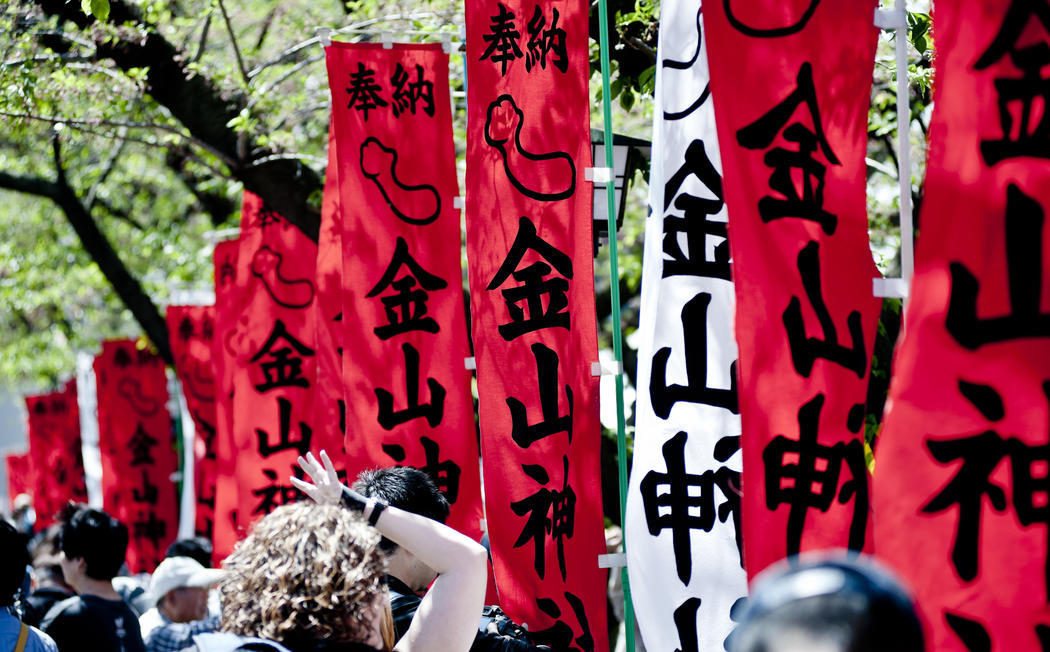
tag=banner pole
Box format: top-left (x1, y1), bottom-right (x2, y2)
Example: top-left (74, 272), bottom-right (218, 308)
top-left (595, 2), bottom-right (636, 651)
top-left (894, 0), bottom-right (914, 291)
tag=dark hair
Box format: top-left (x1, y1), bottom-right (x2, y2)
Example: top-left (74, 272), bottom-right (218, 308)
top-left (352, 466), bottom-right (450, 552)
top-left (166, 537), bottom-right (213, 568)
top-left (57, 504), bottom-right (128, 581)
top-left (0, 520), bottom-right (30, 606)
top-left (731, 555), bottom-right (924, 652)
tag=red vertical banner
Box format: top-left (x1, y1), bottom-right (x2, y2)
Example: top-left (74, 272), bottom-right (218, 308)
top-left (211, 239), bottom-right (242, 562)
top-left (465, 0), bottom-right (609, 645)
top-left (167, 305), bottom-right (218, 543)
top-left (93, 340), bottom-right (178, 573)
top-left (224, 193), bottom-right (342, 536)
top-left (874, 3), bottom-right (1050, 649)
top-left (5, 453), bottom-right (31, 511)
top-left (325, 42), bottom-right (484, 541)
top-left (25, 380), bottom-right (88, 527)
top-left (704, 0), bottom-right (881, 578)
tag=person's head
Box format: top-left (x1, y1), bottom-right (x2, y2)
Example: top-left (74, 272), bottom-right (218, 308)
top-left (219, 502), bottom-right (388, 650)
top-left (148, 556), bottom-right (223, 622)
top-left (352, 467), bottom-right (449, 592)
top-left (56, 503), bottom-right (128, 587)
top-left (165, 537), bottom-right (213, 569)
top-left (731, 553), bottom-right (924, 652)
top-left (0, 520), bottom-right (30, 606)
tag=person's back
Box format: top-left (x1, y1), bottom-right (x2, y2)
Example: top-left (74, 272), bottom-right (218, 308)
top-left (0, 519), bottom-right (57, 652)
top-left (39, 504), bottom-right (146, 652)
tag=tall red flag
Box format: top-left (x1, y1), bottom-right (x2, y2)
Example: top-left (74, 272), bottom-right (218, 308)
top-left (705, 0), bottom-right (881, 577)
top-left (167, 305), bottom-right (218, 543)
top-left (25, 380), bottom-right (88, 527)
top-left (465, 0), bottom-right (609, 645)
top-left (94, 340), bottom-right (178, 573)
top-left (221, 193), bottom-right (342, 538)
top-left (325, 42), bottom-right (484, 541)
top-left (874, 2), bottom-right (1050, 649)
top-left (211, 239), bottom-right (242, 562)
top-left (5, 453), bottom-right (31, 512)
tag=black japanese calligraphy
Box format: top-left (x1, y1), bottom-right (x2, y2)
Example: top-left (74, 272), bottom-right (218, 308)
top-left (129, 425), bottom-right (158, 466)
top-left (132, 510), bottom-right (167, 552)
top-left (132, 469), bottom-right (158, 505)
top-left (249, 320), bottom-right (315, 392)
top-left (255, 397), bottom-right (313, 458)
top-left (347, 62), bottom-right (389, 120)
top-left (480, 3), bottom-right (524, 74)
top-left (382, 436), bottom-right (462, 504)
top-left (367, 237), bottom-right (448, 340)
top-left (525, 6), bottom-right (568, 73)
top-left (390, 63), bottom-right (435, 117)
top-left (650, 293), bottom-right (739, 419)
top-left (178, 316), bottom-right (196, 342)
top-left (484, 96), bottom-right (576, 201)
top-left (662, 140), bottom-right (729, 280)
top-left (375, 343), bottom-right (446, 430)
top-left (945, 611), bottom-right (1050, 652)
top-left (360, 138), bottom-right (441, 226)
top-left (662, 10), bottom-right (711, 121)
top-left (782, 241), bottom-right (866, 378)
top-left (764, 394), bottom-right (868, 556)
top-left (946, 184), bottom-right (1050, 349)
top-left (923, 379), bottom-right (1050, 599)
top-left (250, 246), bottom-right (316, 309)
top-left (640, 431), bottom-right (742, 583)
top-left (252, 468), bottom-right (305, 516)
top-left (737, 63), bottom-right (839, 235)
top-left (671, 598), bottom-right (701, 652)
top-left (530, 593), bottom-right (594, 652)
top-left (511, 456), bottom-right (576, 581)
top-left (506, 342), bottom-right (573, 448)
top-left (488, 216), bottom-right (573, 340)
top-left (723, 0), bottom-right (820, 38)
top-left (973, 1), bottom-right (1050, 164)
top-left (118, 378), bottom-right (161, 417)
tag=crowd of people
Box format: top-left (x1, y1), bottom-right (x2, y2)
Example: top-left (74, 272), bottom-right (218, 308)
top-left (0, 453), bottom-right (927, 652)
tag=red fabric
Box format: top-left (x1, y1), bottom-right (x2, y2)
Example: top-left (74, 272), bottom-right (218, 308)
top-left (704, 0), bottom-right (881, 578)
top-left (93, 340), bottom-right (177, 573)
top-left (464, 2), bottom-right (609, 646)
top-left (874, 3), bottom-right (1050, 649)
top-left (223, 193), bottom-right (341, 536)
top-left (211, 239), bottom-right (242, 562)
top-left (167, 305), bottom-right (218, 543)
top-left (5, 453), bottom-right (31, 512)
top-left (24, 380), bottom-right (87, 528)
top-left (312, 122), bottom-right (348, 462)
top-left (325, 42), bottom-right (483, 541)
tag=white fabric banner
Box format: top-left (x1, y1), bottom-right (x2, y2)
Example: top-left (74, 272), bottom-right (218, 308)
top-left (624, 3), bottom-right (747, 651)
top-left (75, 351), bottom-right (103, 509)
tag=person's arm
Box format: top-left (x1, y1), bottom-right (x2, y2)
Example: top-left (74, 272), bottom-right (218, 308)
top-left (293, 451), bottom-right (487, 652)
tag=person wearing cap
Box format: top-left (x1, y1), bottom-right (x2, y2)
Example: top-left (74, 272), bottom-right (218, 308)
top-left (139, 556), bottom-right (222, 652)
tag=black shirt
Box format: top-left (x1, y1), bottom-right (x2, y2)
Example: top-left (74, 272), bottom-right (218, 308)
top-left (21, 587), bottom-right (72, 628)
top-left (40, 594), bottom-right (147, 652)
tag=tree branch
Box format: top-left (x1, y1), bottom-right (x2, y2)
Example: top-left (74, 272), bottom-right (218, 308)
top-left (34, 0), bottom-right (322, 241)
top-left (47, 135), bottom-right (173, 364)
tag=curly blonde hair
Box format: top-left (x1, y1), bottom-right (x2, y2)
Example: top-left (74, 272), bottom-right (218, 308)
top-left (219, 501), bottom-right (387, 648)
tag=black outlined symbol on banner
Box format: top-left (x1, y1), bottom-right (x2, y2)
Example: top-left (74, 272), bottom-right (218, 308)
top-left (117, 378), bottom-right (161, 417)
top-left (662, 9), bottom-right (711, 121)
top-left (484, 94), bottom-right (576, 201)
top-left (250, 245), bottom-right (316, 309)
top-left (360, 137), bottom-right (441, 225)
top-left (724, 0), bottom-right (820, 37)
top-left (178, 355), bottom-right (216, 403)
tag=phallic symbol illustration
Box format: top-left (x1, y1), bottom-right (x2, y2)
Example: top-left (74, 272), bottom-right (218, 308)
top-left (117, 378), bottom-right (161, 417)
top-left (178, 355), bottom-right (216, 402)
top-left (484, 94), bottom-right (576, 201)
top-left (723, 0), bottom-right (820, 38)
top-left (360, 137), bottom-right (441, 225)
top-left (662, 9), bottom-right (711, 121)
top-left (250, 245), bottom-right (316, 309)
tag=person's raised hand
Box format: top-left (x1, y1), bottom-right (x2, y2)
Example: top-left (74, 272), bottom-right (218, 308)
top-left (291, 450), bottom-right (342, 505)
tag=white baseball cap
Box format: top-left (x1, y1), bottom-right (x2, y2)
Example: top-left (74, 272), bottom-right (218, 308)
top-left (146, 556), bottom-right (225, 605)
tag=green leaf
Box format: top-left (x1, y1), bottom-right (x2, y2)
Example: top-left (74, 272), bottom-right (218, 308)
top-left (81, 0), bottom-right (110, 21)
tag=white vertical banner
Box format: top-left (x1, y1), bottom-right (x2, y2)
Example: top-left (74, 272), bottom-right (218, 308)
top-left (75, 351), bottom-right (103, 509)
top-left (624, 3), bottom-right (747, 651)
